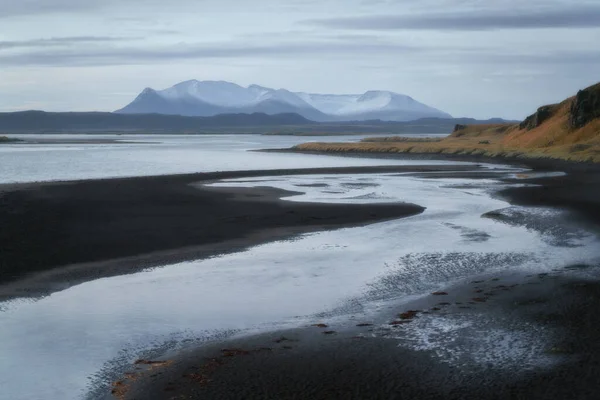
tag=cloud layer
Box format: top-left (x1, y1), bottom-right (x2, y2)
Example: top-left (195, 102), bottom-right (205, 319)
top-left (1, 0), bottom-right (599, 119)
top-left (304, 5), bottom-right (600, 31)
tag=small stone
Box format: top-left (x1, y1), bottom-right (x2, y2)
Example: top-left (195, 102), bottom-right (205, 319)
top-left (399, 310), bottom-right (419, 320)
top-left (390, 320), bottom-right (412, 325)
top-left (221, 348), bottom-right (250, 357)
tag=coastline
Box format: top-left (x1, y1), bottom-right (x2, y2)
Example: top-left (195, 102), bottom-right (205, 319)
top-left (0, 164), bottom-right (489, 302)
top-left (3, 154), bottom-right (600, 400)
top-left (118, 269), bottom-right (600, 400)
top-left (270, 147), bottom-right (600, 173)
top-left (104, 156), bottom-right (600, 400)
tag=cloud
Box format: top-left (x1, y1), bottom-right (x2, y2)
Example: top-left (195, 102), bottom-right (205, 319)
top-left (1, 36), bottom-right (597, 71)
top-left (0, 41), bottom-right (422, 67)
top-left (303, 5), bottom-right (600, 31)
top-left (0, 1), bottom-right (106, 18)
top-left (0, 37), bottom-right (136, 50)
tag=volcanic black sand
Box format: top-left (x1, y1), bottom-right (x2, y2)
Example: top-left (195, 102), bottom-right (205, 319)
top-left (118, 271), bottom-right (600, 400)
top-left (0, 164), bottom-right (489, 301)
top-left (3, 160), bottom-right (600, 400)
top-left (106, 163), bottom-right (600, 400)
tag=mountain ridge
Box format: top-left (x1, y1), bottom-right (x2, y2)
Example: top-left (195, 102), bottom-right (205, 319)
top-left (0, 110), bottom-right (512, 134)
top-left (116, 80), bottom-right (451, 122)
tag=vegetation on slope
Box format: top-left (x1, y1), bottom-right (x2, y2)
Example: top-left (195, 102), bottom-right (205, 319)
top-left (294, 82), bottom-right (600, 163)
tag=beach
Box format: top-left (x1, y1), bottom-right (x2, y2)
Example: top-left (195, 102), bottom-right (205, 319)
top-left (1, 149), bottom-right (600, 400)
top-left (110, 162), bottom-right (600, 400)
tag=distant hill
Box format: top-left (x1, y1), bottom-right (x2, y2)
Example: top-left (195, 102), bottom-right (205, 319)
top-left (294, 82), bottom-right (600, 163)
top-left (0, 111), bottom-right (311, 132)
top-left (116, 80), bottom-right (452, 122)
top-left (0, 110), bottom-right (514, 135)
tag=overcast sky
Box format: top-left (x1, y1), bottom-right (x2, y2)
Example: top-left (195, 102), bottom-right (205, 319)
top-left (1, 0), bottom-right (599, 119)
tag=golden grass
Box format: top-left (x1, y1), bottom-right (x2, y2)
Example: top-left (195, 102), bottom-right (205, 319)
top-left (294, 120), bottom-right (600, 163)
top-left (450, 124), bottom-right (514, 138)
top-left (294, 84), bottom-right (600, 163)
top-left (362, 136), bottom-right (442, 143)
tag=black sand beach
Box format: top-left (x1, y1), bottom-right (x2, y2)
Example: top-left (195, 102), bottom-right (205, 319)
top-left (2, 158), bottom-right (600, 400)
top-left (119, 271), bottom-right (600, 400)
top-left (107, 161), bottom-right (600, 400)
top-left (0, 164), bottom-right (488, 301)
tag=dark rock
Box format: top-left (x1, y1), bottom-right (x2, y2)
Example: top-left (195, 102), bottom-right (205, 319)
top-left (519, 105), bottom-right (556, 130)
top-left (221, 348), bottom-right (250, 357)
top-left (390, 320), bottom-right (412, 325)
top-left (399, 310), bottom-right (419, 320)
top-left (570, 86), bottom-right (600, 129)
top-left (454, 124), bottom-right (468, 132)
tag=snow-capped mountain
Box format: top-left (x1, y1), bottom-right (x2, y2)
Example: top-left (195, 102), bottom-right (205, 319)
top-left (116, 80), bottom-right (451, 121)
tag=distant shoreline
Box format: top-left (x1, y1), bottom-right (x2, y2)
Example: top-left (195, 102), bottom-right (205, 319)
top-left (267, 147), bottom-right (600, 172)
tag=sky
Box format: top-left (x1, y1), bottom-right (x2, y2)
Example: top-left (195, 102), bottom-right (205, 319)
top-left (0, 0), bottom-right (599, 119)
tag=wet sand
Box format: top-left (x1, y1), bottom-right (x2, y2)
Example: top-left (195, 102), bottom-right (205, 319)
top-left (3, 158), bottom-right (600, 399)
top-left (110, 164), bottom-right (600, 400)
top-left (0, 164), bottom-right (485, 301)
top-left (119, 270), bottom-right (600, 400)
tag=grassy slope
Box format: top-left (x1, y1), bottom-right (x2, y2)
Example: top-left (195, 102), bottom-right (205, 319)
top-left (295, 84), bottom-right (600, 163)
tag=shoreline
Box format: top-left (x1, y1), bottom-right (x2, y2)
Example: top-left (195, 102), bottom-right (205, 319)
top-left (104, 157), bottom-right (600, 400)
top-left (0, 164), bottom-right (490, 302)
top-left (3, 155), bottom-right (600, 399)
top-left (118, 268), bottom-right (600, 400)
top-left (265, 147), bottom-right (600, 173)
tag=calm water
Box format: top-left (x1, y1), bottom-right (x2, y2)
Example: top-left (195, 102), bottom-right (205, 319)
top-left (0, 133), bottom-right (448, 184)
top-left (1, 135), bottom-right (598, 400)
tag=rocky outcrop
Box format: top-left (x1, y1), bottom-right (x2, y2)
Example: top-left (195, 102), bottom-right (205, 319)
top-left (519, 105), bottom-right (556, 130)
top-left (569, 86), bottom-right (600, 129)
top-left (453, 124), bottom-right (467, 132)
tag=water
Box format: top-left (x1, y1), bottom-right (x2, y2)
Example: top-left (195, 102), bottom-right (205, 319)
top-left (1, 170), bottom-right (599, 400)
top-left (1, 134), bottom-right (598, 399)
top-left (0, 133), bottom-right (448, 184)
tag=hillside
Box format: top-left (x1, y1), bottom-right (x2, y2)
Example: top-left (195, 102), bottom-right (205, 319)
top-left (293, 82), bottom-right (600, 163)
top-left (0, 111), bottom-right (515, 135)
top-left (116, 80), bottom-right (451, 122)
top-left (0, 111), bottom-right (311, 133)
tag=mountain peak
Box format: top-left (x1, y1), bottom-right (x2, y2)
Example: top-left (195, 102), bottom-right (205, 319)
top-left (117, 80), bottom-right (452, 121)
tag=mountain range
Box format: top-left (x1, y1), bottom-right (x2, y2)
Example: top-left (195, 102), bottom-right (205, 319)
top-left (116, 80), bottom-right (452, 122)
